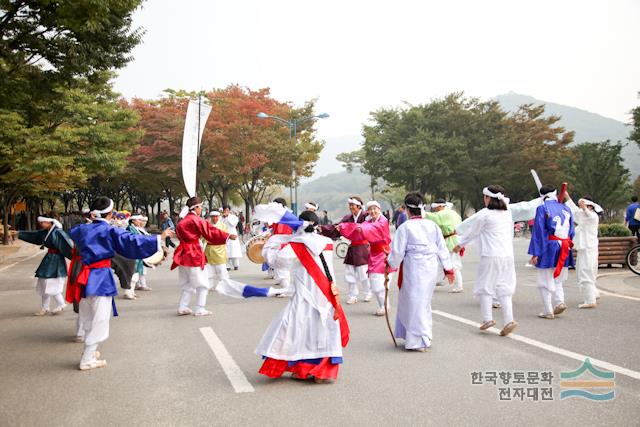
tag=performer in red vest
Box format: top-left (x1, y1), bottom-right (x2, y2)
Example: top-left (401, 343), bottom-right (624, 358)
top-left (320, 196), bottom-right (371, 305)
top-left (172, 197), bottom-right (231, 316)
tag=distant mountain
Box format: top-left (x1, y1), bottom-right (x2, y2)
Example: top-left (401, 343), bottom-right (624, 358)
top-left (300, 93), bottom-right (638, 217)
top-left (495, 92), bottom-right (638, 177)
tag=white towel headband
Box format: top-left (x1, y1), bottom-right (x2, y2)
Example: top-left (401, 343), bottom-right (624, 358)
top-left (90, 199), bottom-right (114, 218)
top-left (482, 187), bottom-right (511, 205)
top-left (347, 198), bottom-right (362, 207)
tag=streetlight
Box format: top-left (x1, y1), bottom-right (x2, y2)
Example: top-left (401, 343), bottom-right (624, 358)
top-left (256, 111), bottom-right (329, 214)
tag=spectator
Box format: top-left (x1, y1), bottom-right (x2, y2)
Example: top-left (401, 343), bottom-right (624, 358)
top-left (320, 210), bottom-right (331, 225)
top-left (162, 212), bottom-right (176, 248)
top-left (625, 196), bottom-right (640, 239)
top-left (238, 212), bottom-right (245, 237)
top-left (395, 205), bottom-right (407, 229)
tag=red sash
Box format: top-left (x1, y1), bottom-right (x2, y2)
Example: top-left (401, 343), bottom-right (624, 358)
top-left (350, 240), bottom-right (368, 247)
top-left (549, 235), bottom-right (573, 278)
top-left (289, 242), bottom-right (350, 347)
top-left (65, 248), bottom-right (112, 303)
top-left (370, 242), bottom-right (390, 254)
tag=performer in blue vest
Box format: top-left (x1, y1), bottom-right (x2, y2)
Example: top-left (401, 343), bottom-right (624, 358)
top-left (67, 197), bottom-right (173, 371)
top-left (528, 185), bottom-right (575, 319)
top-left (18, 212), bottom-right (73, 315)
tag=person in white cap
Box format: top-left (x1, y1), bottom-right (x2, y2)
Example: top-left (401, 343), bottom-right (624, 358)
top-left (565, 192), bottom-right (602, 308)
top-left (222, 205), bottom-right (243, 270)
top-left (204, 210), bottom-right (230, 289)
top-left (339, 200), bottom-right (394, 316)
top-left (304, 202), bottom-right (319, 213)
top-left (125, 214), bottom-right (152, 297)
top-left (424, 199), bottom-right (464, 293)
top-left (18, 211), bottom-right (74, 315)
top-left (320, 196), bottom-right (371, 305)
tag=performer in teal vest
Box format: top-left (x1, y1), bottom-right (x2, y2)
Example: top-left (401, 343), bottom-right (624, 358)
top-left (126, 214), bottom-right (152, 295)
top-left (18, 212), bottom-right (73, 315)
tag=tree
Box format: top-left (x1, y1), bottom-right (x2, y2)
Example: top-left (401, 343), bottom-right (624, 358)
top-left (352, 93), bottom-right (572, 216)
top-left (562, 141), bottom-right (631, 219)
top-left (631, 92), bottom-right (640, 148)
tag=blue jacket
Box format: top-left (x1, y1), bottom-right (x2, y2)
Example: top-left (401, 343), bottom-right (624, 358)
top-left (625, 203), bottom-right (640, 226)
top-left (69, 220), bottom-right (158, 297)
top-left (528, 200), bottom-right (575, 269)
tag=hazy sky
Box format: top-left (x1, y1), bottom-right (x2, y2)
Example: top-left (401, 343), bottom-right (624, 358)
top-left (114, 0), bottom-right (640, 177)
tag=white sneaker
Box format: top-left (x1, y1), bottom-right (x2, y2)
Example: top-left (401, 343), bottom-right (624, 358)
top-left (79, 359), bottom-right (107, 371)
top-left (51, 304), bottom-right (66, 314)
top-left (448, 288), bottom-right (463, 293)
top-left (123, 292), bottom-right (136, 300)
top-left (363, 293), bottom-right (373, 302)
top-left (34, 309), bottom-right (49, 316)
top-left (375, 307), bottom-right (386, 316)
top-left (74, 336), bottom-right (85, 343)
top-left (193, 310), bottom-right (212, 317)
top-left (135, 285), bottom-right (152, 291)
top-left (346, 297), bottom-right (358, 305)
top-left (177, 308), bottom-right (193, 316)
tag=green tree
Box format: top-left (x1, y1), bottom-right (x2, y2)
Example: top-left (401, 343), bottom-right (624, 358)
top-left (562, 141), bottom-right (631, 219)
top-left (631, 92), bottom-right (640, 147)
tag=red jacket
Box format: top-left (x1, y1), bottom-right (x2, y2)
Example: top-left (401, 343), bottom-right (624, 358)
top-left (171, 213), bottom-right (229, 269)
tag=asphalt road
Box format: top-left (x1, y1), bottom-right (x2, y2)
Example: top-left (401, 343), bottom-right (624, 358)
top-left (1, 238), bottom-right (639, 427)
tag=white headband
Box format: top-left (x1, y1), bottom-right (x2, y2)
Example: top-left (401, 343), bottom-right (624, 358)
top-left (365, 201), bottom-right (381, 210)
top-left (347, 198), bottom-right (362, 207)
top-left (579, 198), bottom-right (603, 213)
top-left (304, 202), bottom-right (319, 211)
top-left (37, 216), bottom-right (62, 230)
top-left (430, 202), bottom-right (454, 209)
top-left (210, 211), bottom-right (221, 216)
top-left (180, 202), bottom-right (204, 219)
top-left (405, 203), bottom-right (424, 209)
top-left (130, 214), bottom-right (147, 221)
top-left (541, 190), bottom-right (558, 201)
top-left (90, 199), bottom-right (114, 218)
top-left (482, 187), bottom-right (511, 205)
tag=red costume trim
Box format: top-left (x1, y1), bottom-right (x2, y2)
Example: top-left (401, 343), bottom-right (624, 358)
top-left (370, 242), bottom-right (390, 254)
top-left (65, 249), bottom-right (111, 303)
top-left (47, 248), bottom-right (60, 254)
top-left (289, 242), bottom-right (350, 347)
top-left (259, 357), bottom-right (339, 380)
top-left (350, 240), bottom-right (368, 246)
top-left (549, 235), bottom-right (573, 278)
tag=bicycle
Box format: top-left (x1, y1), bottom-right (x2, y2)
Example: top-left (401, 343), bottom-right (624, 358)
top-left (626, 243), bottom-right (640, 275)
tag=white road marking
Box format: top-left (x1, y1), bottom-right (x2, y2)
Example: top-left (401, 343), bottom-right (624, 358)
top-left (199, 326), bottom-right (255, 393)
top-left (596, 289), bottom-right (640, 302)
top-left (0, 251), bottom-right (43, 272)
top-left (433, 309), bottom-right (640, 381)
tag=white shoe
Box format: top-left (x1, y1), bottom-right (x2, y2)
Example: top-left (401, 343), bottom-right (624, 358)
top-left (74, 336), bottom-right (85, 343)
top-left (346, 297), bottom-right (358, 305)
top-left (193, 310), bottom-right (212, 317)
top-left (448, 288), bottom-right (463, 293)
top-left (123, 292), bottom-right (136, 300)
top-left (34, 309), bottom-right (49, 316)
top-left (492, 302), bottom-right (501, 309)
top-left (135, 285), bottom-right (152, 291)
top-left (375, 307), bottom-right (386, 316)
top-left (363, 293), bottom-right (372, 302)
top-left (79, 359), bottom-right (107, 371)
top-left (177, 308), bottom-right (193, 316)
top-left (51, 304), bottom-right (66, 314)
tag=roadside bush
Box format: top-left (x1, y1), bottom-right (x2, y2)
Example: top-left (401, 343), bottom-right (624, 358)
top-left (598, 223), bottom-right (632, 237)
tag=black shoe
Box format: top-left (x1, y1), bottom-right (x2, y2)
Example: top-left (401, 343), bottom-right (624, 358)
top-left (234, 267), bottom-right (239, 271)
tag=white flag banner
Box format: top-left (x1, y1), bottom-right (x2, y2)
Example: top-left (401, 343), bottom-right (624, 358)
top-left (182, 98), bottom-right (212, 197)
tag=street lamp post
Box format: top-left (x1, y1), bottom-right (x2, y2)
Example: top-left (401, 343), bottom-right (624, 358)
top-left (256, 111), bottom-right (329, 215)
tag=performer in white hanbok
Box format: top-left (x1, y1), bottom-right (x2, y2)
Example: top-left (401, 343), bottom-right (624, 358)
top-left (222, 205), bottom-right (243, 270)
top-left (256, 211), bottom-right (349, 383)
top-left (387, 192), bottom-right (454, 351)
top-left (565, 192), bottom-right (601, 308)
top-left (454, 185), bottom-right (538, 336)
